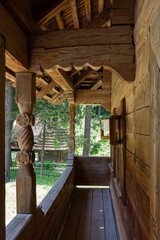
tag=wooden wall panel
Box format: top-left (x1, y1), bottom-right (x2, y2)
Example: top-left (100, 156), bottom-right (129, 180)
top-left (111, 3), bottom-right (154, 234)
top-left (75, 156), bottom-right (110, 186)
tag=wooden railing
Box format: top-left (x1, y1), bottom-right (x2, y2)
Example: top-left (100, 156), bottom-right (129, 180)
top-left (6, 166), bottom-right (75, 240)
top-left (6, 155), bottom-right (111, 239)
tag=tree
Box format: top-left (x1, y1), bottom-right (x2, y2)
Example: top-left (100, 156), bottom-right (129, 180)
top-left (83, 105), bottom-right (92, 156)
top-left (5, 81), bottom-right (13, 181)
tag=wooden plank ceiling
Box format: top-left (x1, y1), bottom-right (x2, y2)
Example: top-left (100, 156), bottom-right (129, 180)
top-left (3, 0), bottom-right (135, 110)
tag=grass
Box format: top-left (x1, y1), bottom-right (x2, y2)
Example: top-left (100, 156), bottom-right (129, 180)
top-left (6, 173), bottom-right (61, 226)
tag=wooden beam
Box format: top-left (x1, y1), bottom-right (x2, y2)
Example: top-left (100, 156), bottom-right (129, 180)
top-left (30, 26), bottom-right (132, 48)
top-left (0, 36), bottom-right (5, 240)
top-left (32, 0), bottom-right (68, 23)
top-left (30, 26), bottom-right (135, 81)
top-left (0, 3), bottom-right (28, 70)
top-left (85, 0), bottom-right (91, 23)
top-left (98, 0), bottom-right (104, 14)
top-left (2, 0), bottom-right (40, 35)
top-left (56, 13), bottom-right (65, 30)
top-left (102, 69), bottom-right (112, 89)
top-left (36, 81), bottom-right (57, 98)
top-left (74, 68), bottom-right (95, 87)
top-left (54, 94), bottom-right (68, 105)
top-left (87, 6), bottom-right (111, 28)
top-left (69, 0), bottom-right (79, 28)
top-left (75, 89), bottom-right (111, 105)
top-left (50, 90), bottom-right (64, 103)
top-left (30, 44), bottom-right (135, 82)
top-left (16, 72), bottom-right (36, 214)
top-left (48, 69), bottom-right (76, 92)
top-left (69, 104), bottom-right (75, 153)
top-left (90, 79), bottom-right (102, 89)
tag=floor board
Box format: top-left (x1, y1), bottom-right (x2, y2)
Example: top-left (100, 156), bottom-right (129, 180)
top-left (58, 188), bottom-right (117, 240)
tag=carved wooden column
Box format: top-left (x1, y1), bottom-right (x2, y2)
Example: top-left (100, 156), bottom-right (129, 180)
top-left (0, 36), bottom-right (5, 240)
top-left (16, 72), bottom-right (36, 214)
top-left (69, 104), bottom-right (75, 153)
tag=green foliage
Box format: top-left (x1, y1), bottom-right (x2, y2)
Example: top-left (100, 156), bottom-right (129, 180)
top-left (75, 106), bottom-right (111, 156)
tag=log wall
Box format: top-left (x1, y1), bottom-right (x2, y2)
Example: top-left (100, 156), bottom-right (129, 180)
top-left (75, 156), bottom-right (110, 186)
top-left (111, 1), bottom-right (160, 239)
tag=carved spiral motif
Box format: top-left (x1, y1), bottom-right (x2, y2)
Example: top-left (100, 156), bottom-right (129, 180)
top-left (16, 151), bottom-right (30, 165)
top-left (18, 126), bottom-right (34, 152)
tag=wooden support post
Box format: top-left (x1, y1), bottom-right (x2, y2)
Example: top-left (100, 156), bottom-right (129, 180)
top-left (16, 72), bottom-right (36, 214)
top-left (0, 36), bottom-right (5, 240)
top-left (69, 104), bottom-right (75, 153)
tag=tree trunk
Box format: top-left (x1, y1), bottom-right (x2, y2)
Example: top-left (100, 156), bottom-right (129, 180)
top-left (41, 123), bottom-right (46, 176)
top-left (5, 81), bottom-right (13, 181)
top-left (83, 105), bottom-right (92, 156)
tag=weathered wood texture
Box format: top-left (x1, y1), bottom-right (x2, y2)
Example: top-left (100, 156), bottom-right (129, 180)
top-left (0, 3), bottom-right (28, 71)
top-left (6, 214), bottom-right (34, 240)
top-left (75, 156), bottom-right (110, 186)
top-left (75, 89), bottom-right (111, 111)
top-left (29, 26), bottom-right (135, 81)
top-left (6, 167), bottom-right (75, 240)
top-left (149, 10), bottom-right (160, 239)
top-left (0, 36), bottom-right (5, 240)
top-left (112, 0), bottom-right (135, 25)
top-left (59, 188), bottom-right (117, 240)
top-left (110, 1), bottom-right (160, 238)
top-left (16, 72), bottom-right (36, 214)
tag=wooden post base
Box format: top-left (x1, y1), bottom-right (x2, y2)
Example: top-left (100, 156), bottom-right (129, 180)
top-left (16, 164), bottom-right (36, 214)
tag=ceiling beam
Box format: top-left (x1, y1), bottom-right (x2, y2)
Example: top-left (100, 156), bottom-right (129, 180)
top-left (32, 0), bottom-right (68, 23)
top-left (36, 0), bottom-right (68, 29)
top-left (56, 13), bottom-right (65, 30)
top-left (69, 0), bottom-right (79, 28)
top-left (85, 0), bottom-right (91, 23)
top-left (50, 90), bottom-right (64, 103)
top-left (30, 43), bottom-right (135, 81)
top-left (36, 81), bottom-right (58, 98)
top-left (54, 94), bottom-right (68, 105)
top-left (47, 69), bottom-right (76, 92)
top-left (90, 79), bottom-right (102, 89)
top-left (75, 89), bottom-right (111, 105)
top-left (30, 25), bottom-right (133, 48)
top-left (74, 68), bottom-right (95, 87)
top-left (87, 6), bottom-right (111, 28)
top-left (98, 0), bottom-right (104, 14)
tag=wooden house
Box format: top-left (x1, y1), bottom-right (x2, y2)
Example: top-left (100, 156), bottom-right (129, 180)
top-left (11, 121), bottom-right (69, 162)
top-left (0, 0), bottom-right (160, 239)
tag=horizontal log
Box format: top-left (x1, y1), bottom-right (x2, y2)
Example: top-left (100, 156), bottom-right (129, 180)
top-left (75, 89), bottom-right (111, 105)
top-left (30, 44), bottom-right (135, 81)
top-left (30, 26), bottom-right (133, 48)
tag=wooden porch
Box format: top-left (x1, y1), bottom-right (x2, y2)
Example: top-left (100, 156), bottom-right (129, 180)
top-left (6, 156), bottom-right (119, 240)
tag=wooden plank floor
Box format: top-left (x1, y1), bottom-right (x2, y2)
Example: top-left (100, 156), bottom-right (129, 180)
top-left (58, 188), bottom-right (117, 240)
